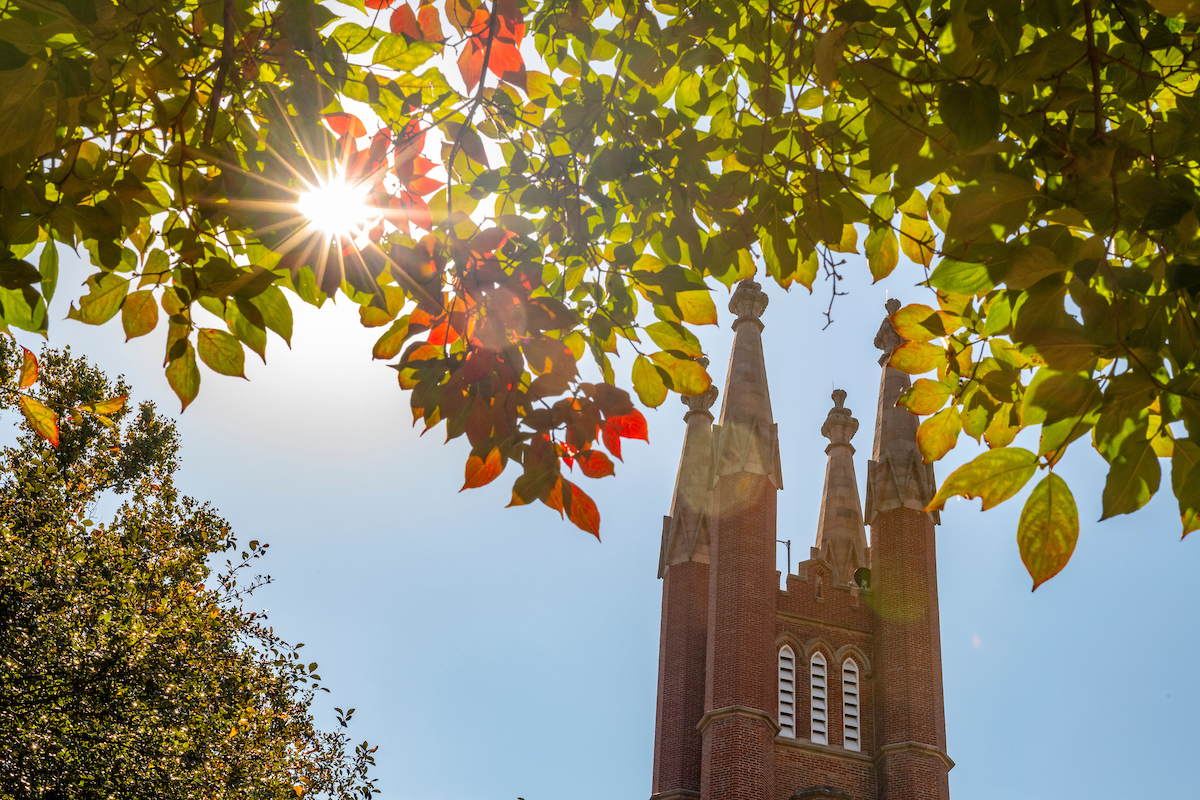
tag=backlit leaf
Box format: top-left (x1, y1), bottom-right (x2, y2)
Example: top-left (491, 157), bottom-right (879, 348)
top-left (900, 378), bottom-right (953, 415)
top-left (1100, 435), bottom-right (1161, 520)
top-left (67, 273), bottom-right (129, 326)
top-left (372, 316), bottom-right (411, 360)
top-left (891, 304), bottom-right (957, 341)
top-left (1171, 437), bottom-right (1200, 536)
top-left (78, 396), bottom-right (127, 415)
top-left (677, 290), bottom-right (717, 325)
top-left (165, 341), bottom-right (201, 411)
top-left (650, 352), bottom-right (711, 396)
top-left (462, 447), bottom-right (504, 489)
top-left (888, 341), bottom-right (943, 374)
top-left (946, 175), bottom-right (1041, 243)
top-left (865, 228), bottom-right (899, 282)
top-left (926, 447), bottom-right (1039, 512)
top-left (18, 347), bottom-right (36, 389)
top-left (18, 395), bottom-right (58, 447)
top-left (632, 354), bottom-right (667, 408)
top-left (917, 407), bottom-right (960, 463)
top-left (122, 290), bottom-right (159, 341)
top-left (1017, 473), bottom-right (1079, 590)
top-left (577, 450), bottom-right (615, 479)
top-left (644, 321), bottom-right (703, 358)
top-left (197, 328), bottom-right (246, 378)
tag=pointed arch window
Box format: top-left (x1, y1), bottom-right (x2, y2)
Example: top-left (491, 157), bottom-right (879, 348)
top-left (778, 646), bottom-right (796, 737)
top-left (810, 652), bottom-right (828, 745)
top-left (842, 658), bottom-right (861, 752)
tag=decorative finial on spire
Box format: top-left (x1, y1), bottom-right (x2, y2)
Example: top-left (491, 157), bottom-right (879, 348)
top-left (874, 298), bottom-right (905, 366)
top-left (728, 279), bottom-right (768, 329)
top-left (821, 388), bottom-right (859, 448)
top-left (682, 357), bottom-right (718, 417)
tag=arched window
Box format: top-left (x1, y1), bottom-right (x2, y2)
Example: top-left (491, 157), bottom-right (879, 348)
top-left (810, 652), bottom-right (828, 745)
top-left (778, 646), bottom-right (796, 737)
top-left (842, 658), bottom-right (861, 752)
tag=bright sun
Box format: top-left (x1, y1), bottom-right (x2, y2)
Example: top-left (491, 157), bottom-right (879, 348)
top-left (297, 177), bottom-right (372, 236)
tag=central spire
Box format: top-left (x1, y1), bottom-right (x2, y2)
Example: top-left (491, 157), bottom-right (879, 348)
top-left (814, 389), bottom-right (869, 584)
top-left (713, 279), bottom-right (782, 487)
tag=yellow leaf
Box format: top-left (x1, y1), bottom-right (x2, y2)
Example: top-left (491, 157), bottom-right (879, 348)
top-left (927, 447), bottom-right (1039, 512)
top-left (18, 395), bottom-right (59, 447)
top-left (1017, 473), bottom-right (1079, 590)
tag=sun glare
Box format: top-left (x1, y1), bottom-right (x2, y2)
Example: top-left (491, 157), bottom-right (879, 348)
top-left (297, 177), bottom-right (372, 236)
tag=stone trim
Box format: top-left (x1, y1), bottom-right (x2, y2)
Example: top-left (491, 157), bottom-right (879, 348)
top-left (649, 791), bottom-right (700, 800)
top-left (696, 704), bottom-right (781, 736)
top-left (790, 786), bottom-right (853, 800)
top-left (874, 741), bottom-right (955, 771)
top-left (776, 609), bottom-right (872, 636)
top-left (774, 734), bottom-right (873, 764)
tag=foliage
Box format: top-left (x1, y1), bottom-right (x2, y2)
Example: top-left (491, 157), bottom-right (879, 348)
top-left (4, 0), bottom-right (1200, 585)
top-left (0, 339), bottom-right (378, 798)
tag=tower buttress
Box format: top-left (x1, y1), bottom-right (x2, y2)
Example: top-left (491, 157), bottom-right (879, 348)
top-left (699, 279), bottom-right (779, 800)
top-left (867, 299), bottom-right (952, 800)
top-left (652, 382), bottom-right (717, 800)
top-left (814, 389), bottom-right (869, 585)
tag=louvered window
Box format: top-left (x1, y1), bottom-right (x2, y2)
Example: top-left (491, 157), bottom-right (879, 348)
top-left (810, 652), bottom-right (828, 745)
top-left (842, 659), bottom-right (861, 752)
top-left (778, 646), bottom-right (796, 737)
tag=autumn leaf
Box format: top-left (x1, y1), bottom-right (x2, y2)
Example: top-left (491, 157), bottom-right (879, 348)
top-left (577, 450), bottom-right (615, 479)
top-left (18, 347), bottom-right (36, 389)
top-left (917, 407), bottom-right (961, 463)
top-left (888, 341), bottom-right (944, 374)
top-left (632, 354), bottom-right (667, 408)
top-left (18, 395), bottom-right (58, 447)
top-left (899, 378), bottom-right (952, 415)
top-left (891, 304), bottom-right (957, 342)
top-left (122, 290), bottom-right (159, 341)
top-left (165, 341), bottom-right (201, 412)
top-left (650, 352), bottom-right (711, 395)
top-left (197, 328), bottom-right (246, 378)
top-left (462, 447), bottom-right (504, 489)
top-left (1017, 472), bottom-right (1079, 590)
top-left (77, 396), bottom-right (127, 415)
top-left (389, 4), bottom-right (420, 38)
top-left (926, 447), bottom-right (1039, 512)
top-left (323, 112), bottom-right (367, 138)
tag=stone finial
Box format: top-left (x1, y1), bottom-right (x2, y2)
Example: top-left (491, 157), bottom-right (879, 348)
top-left (821, 388), bottom-right (859, 448)
top-left (873, 299), bottom-right (905, 366)
top-left (683, 385), bottom-right (719, 415)
top-left (728, 279), bottom-right (768, 325)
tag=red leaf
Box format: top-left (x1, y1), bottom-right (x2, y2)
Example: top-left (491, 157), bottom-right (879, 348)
top-left (402, 191), bottom-right (432, 231)
top-left (457, 39), bottom-right (484, 92)
top-left (18, 347), bottom-right (37, 389)
top-left (468, 7), bottom-right (490, 36)
top-left (602, 423), bottom-right (622, 461)
top-left (577, 450), bottom-right (615, 479)
top-left (418, 4), bottom-right (444, 40)
top-left (462, 446), bottom-right (504, 489)
top-left (608, 410), bottom-right (649, 441)
top-left (408, 175), bottom-right (443, 196)
top-left (566, 480), bottom-right (601, 539)
top-left (389, 4), bottom-right (420, 38)
top-left (366, 0), bottom-right (396, 7)
top-left (323, 112), bottom-right (367, 138)
top-left (487, 42), bottom-right (522, 77)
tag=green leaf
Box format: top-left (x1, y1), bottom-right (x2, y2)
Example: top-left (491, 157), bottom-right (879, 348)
top-left (832, 0), bottom-right (878, 23)
top-left (38, 243), bottom-right (58, 304)
top-left (165, 340), bottom-right (200, 411)
top-left (917, 406), bottom-right (961, 463)
top-left (946, 176), bottom-right (1041, 243)
top-left (1017, 473), bottom-right (1079, 590)
top-left (68, 272), bottom-right (129, 325)
top-left (250, 286), bottom-right (294, 346)
top-left (122, 290), bottom-right (158, 341)
top-left (900, 378), bottom-right (953, 415)
top-left (1171, 437), bottom-right (1200, 536)
top-left (197, 328), bottom-right (246, 378)
top-left (632, 354), bottom-right (667, 407)
top-left (865, 228), bottom-right (899, 282)
top-left (928, 257), bottom-right (996, 296)
top-left (373, 37), bottom-right (440, 71)
top-left (1100, 434), bottom-right (1161, 520)
top-left (927, 447), bottom-right (1039, 512)
top-left (650, 352), bottom-right (711, 396)
top-left (644, 321), bottom-right (703, 358)
top-left (887, 341), bottom-right (943, 374)
top-left (939, 82), bottom-right (1001, 151)
top-left (372, 316), bottom-right (411, 360)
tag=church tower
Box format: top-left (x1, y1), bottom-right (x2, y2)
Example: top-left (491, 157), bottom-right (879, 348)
top-left (651, 293), bottom-right (952, 800)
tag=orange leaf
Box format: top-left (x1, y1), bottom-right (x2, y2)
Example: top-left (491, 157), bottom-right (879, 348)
top-left (487, 42), bottom-right (522, 77)
top-left (457, 39), bottom-right (485, 91)
top-left (577, 450), bottom-right (615, 479)
top-left (418, 4), bottom-right (443, 39)
top-left (18, 347), bottom-right (37, 389)
top-left (462, 447), bottom-right (504, 489)
top-left (366, 0), bottom-right (396, 7)
top-left (389, 4), bottom-right (420, 38)
top-left (565, 480), bottom-right (601, 539)
top-left (323, 112), bottom-right (367, 138)
top-left (18, 395), bottom-right (59, 447)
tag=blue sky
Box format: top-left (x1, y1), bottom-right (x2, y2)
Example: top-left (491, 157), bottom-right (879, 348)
top-left (24, 248), bottom-right (1199, 800)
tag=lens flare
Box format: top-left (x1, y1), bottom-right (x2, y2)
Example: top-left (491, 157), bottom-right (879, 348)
top-left (297, 177), bottom-right (372, 235)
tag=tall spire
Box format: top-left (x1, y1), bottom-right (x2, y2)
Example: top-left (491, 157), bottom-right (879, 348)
top-left (865, 299), bottom-right (939, 525)
top-left (712, 279), bottom-right (782, 487)
top-left (659, 377), bottom-right (718, 578)
top-left (814, 389), bottom-right (869, 585)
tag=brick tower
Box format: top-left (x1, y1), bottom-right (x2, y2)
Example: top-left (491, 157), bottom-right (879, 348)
top-left (650, 292), bottom-right (952, 800)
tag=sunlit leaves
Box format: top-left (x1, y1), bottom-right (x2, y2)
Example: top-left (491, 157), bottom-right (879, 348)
top-left (1101, 435), bottom-right (1161, 520)
top-left (67, 273), bottom-right (128, 326)
top-left (18, 347), bottom-right (36, 389)
top-left (122, 291), bottom-right (159, 341)
top-left (865, 228), bottom-right (899, 282)
top-left (926, 447), bottom-right (1039, 513)
top-left (1017, 473), bottom-right (1079, 590)
top-left (899, 378), bottom-right (953, 415)
top-left (463, 446), bottom-right (504, 489)
top-left (632, 354), bottom-right (667, 408)
top-left (917, 407), bottom-right (960, 464)
top-left (165, 341), bottom-right (201, 412)
top-left (888, 341), bottom-right (943, 374)
top-left (946, 176), bottom-right (1042, 243)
